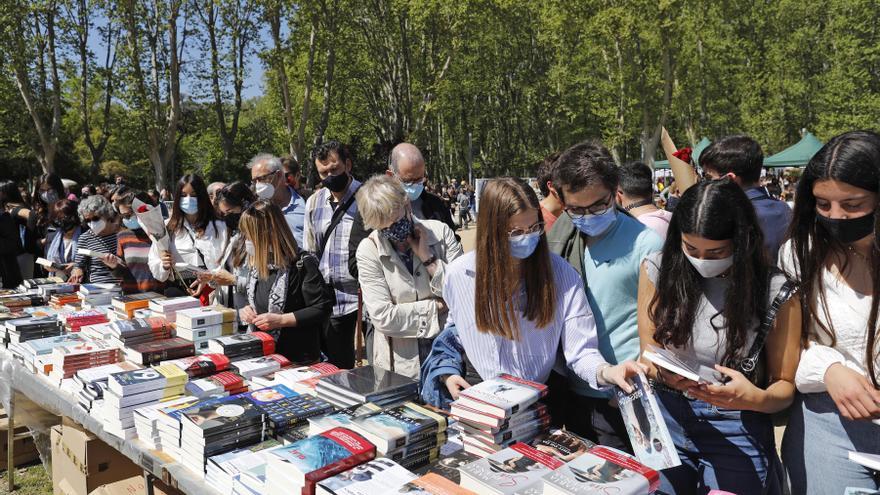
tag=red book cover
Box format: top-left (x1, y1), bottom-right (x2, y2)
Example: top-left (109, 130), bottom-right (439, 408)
top-left (164, 353), bottom-right (230, 378)
top-left (303, 428), bottom-right (377, 495)
top-left (252, 331), bottom-right (276, 356)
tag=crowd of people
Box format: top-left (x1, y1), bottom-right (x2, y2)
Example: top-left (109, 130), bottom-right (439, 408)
top-left (1, 130), bottom-right (879, 494)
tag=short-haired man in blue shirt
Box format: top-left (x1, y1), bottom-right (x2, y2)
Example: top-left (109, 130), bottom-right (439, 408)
top-left (247, 153), bottom-right (306, 247)
top-left (546, 140), bottom-right (664, 452)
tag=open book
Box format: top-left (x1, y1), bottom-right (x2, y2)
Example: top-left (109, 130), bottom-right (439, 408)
top-left (642, 345), bottom-right (726, 385)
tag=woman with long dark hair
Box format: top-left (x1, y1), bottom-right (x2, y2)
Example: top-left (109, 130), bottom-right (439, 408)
top-left (638, 179), bottom-right (800, 494)
top-left (0, 181), bottom-right (24, 288)
top-left (780, 131), bottom-right (880, 493)
top-left (147, 174), bottom-right (227, 297)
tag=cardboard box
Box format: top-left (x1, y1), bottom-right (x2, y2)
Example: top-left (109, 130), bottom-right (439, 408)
top-left (51, 422), bottom-right (143, 495)
top-left (0, 424), bottom-right (40, 469)
top-left (88, 475), bottom-right (184, 495)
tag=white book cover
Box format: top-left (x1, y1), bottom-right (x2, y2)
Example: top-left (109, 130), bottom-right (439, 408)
top-left (615, 372), bottom-right (681, 470)
top-left (642, 345), bottom-right (726, 385)
top-left (541, 446), bottom-right (659, 495)
top-left (849, 451), bottom-right (880, 471)
top-left (455, 374), bottom-right (546, 418)
top-left (315, 458), bottom-right (416, 494)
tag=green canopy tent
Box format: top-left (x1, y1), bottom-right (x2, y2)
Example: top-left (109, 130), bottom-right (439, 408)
top-left (653, 137), bottom-right (712, 170)
top-left (763, 131), bottom-right (824, 168)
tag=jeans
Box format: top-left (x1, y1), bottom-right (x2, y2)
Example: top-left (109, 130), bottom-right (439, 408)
top-left (655, 388), bottom-right (780, 495)
top-left (782, 392), bottom-right (880, 494)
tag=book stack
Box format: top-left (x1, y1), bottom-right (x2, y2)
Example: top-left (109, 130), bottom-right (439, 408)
top-left (459, 442), bottom-right (564, 494)
top-left (36, 283), bottom-right (78, 298)
top-left (81, 317), bottom-right (171, 348)
top-left (347, 402), bottom-right (447, 469)
top-left (308, 403), bottom-right (382, 436)
top-left (413, 449), bottom-right (481, 486)
top-left (11, 333), bottom-right (86, 374)
top-left (124, 336), bottom-right (195, 366)
top-left (61, 308), bottom-right (109, 332)
top-left (4, 316), bottom-right (63, 345)
top-left (0, 294), bottom-right (45, 310)
top-left (205, 439), bottom-right (281, 495)
top-left (50, 340), bottom-right (122, 381)
top-left (315, 365), bottom-right (419, 409)
top-left (103, 365), bottom-right (188, 440)
top-left (179, 393), bottom-right (267, 476)
top-left (156, 396), bottom-right (210, 461)
top-left (133, 395), bottom-right (203, 450)
top-left (164, 354), bottom-right (231, 378)
top-left (230, 354), bottom-right (291, 380)
top-left (450, 374), bottom-right (550, 457)
top-left (243, 385), bottom-right (335, 438)
top-left (148, 296), bottom-right (201, 324)
top-left (529, 429), bottom-right (596, 463)
top-left (111, 292), bottom-right (162, 319)
top-left (263, 427), bottom-right (376, 495)
top-left (77, 283), bottom-right (123, 308)
top-left (267, 363), bottom-right (341, 395)
top-left (186, 371), bottom-right (247, 398)
top-left (207, 332), bottom-right (275, 360)
top-left (175, 306), bottom-right (236, 353)
top-left (316, 459), bottom-right (476, 495)
top-left (49, 293), bottom-right (81, 308)
top-left (73, 361), bottom-right (142, 412)
top-left (20, 276), bottom-right (65, 290)
top-left (541, 445), bottom-right (660, 495)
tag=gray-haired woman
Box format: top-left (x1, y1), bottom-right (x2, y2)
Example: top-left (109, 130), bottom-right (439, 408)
top-left (68, 195), bottom-right (122, 284)
top-left (355, 175), bottom-right (463, 379)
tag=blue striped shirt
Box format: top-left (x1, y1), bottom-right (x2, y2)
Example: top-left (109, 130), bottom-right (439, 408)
top-left (443, 251), bottom-right (607, 388)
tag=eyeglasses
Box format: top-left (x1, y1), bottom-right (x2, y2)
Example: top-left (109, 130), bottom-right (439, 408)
top-left (250, 170), bottom-right (278, 186)
top-left (508, 222), bottom-right (545, 237)
top-left (563, 194), bottom-right (614, 219)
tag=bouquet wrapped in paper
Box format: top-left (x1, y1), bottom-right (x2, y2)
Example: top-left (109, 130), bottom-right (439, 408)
top-left (133, 197), bottom-right (170, 251)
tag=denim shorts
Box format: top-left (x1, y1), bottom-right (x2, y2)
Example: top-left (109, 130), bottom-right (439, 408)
top-left (655, 388), bottom-right (781, 495)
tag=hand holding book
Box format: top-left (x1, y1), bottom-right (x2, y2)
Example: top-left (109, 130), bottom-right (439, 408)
top-left (685, 364), bottom-right (763, 410)
top-left (600, 360), bottom-right (649, 394)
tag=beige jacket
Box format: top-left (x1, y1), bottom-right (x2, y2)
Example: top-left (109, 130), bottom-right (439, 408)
top-left (355, 218), bottom-right (464, 379)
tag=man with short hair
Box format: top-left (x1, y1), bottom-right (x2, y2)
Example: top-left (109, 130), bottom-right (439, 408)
top-left (247, 153), bottom-right (306, 247)
top-left (536, 151), bottom-right (563, 232)
top-left (302, 141), bottom-right (361, 369)
top-left (699, 135), bottom-right (792, 263)
top-left (616, 162), bottom-right (673, 238)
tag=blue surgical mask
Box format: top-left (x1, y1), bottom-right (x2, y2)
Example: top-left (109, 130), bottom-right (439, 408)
top-left (179, 196), bottom-right (199, 215)
top-left (402, 182), bottom-right (424, 201)
top-left (570, 207), bottom-right (617, 237)
top-left (122, 216), bottom-right (141, 230)
top-left (509, 232), bottom-right (541, 259)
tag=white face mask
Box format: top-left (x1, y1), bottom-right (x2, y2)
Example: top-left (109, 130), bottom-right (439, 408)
top-left (255, 182), bottom-right (275, 200)
top-left (88, 219), bottom-right (107, 235)
top-left (684, 252), bottom-right (734, 278)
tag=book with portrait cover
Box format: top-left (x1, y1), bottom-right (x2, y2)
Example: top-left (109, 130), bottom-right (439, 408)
top-left (413, 449), bottom-right (481, 484)
top-left (208, 332), bottom-right (275, 358)
top-left (458, 442), bottom-right (564, 495)
top-left (308, 403), bottom-right (383, 436)
top-left (541, 445), bottom-right (660, 495)
top-left (615, 372), bottom-right (681, 470)
top-left (453, 374), bottom-right (547, 419)
top-left (347, 402), bottom-right (447, 454)
top-left (314, 457), bottom-right (416, 495)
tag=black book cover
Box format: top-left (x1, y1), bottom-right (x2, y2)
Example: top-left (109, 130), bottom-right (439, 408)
top-left (317, 366), bottom-right (418, 401)
top-left (181, 395), bottom-right (264, 438)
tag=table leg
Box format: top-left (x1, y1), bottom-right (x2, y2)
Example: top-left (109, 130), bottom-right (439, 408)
top-left (144, 470), bottom-right (154, 495)
top-left (7, 392), bottom-right (14, 492)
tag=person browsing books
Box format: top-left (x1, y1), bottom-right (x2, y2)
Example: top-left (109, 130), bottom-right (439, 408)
top-left (99, 190), bottom-right (166, 294)
top-left (440, 178), bottom-right (645, 413)
top-left (68, 194), bottom-right (122, 285)
top-left (637, 178), bottom-right (801, 495)
top-left (779, 131), bottom-right (880, 494)
top-left (237, 201), bottom-right (334, 365)
top-left (354, 175), bottom-right (463, 379)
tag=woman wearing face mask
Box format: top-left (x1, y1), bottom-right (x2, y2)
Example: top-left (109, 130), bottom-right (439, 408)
top-left (44, 200), bottom-right (82, 277)
top-left (197, 182), bottom-right (256, 321)
top-left (0, 181), bottom-right (24, 288)
top-left (439, 178), bottom-right (645, 421)
top-left (148, 174), bottom-right (227, 298)
top-left (238, 201), bottom-right (334, 364)
top-left (638, 179), bottom-right (800, 494)
top-left (97, 190), bottom-right (165, 294)
top-left (354, 175), bottom-right (464, 379)
top-left (32, 173), bottom-right (66, 254)
top-left (780, 131), bottom-right (880, 494)
top-left (69, 195), bottom-right (122, 284)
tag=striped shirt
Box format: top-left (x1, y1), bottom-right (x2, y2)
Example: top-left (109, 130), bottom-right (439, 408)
top-left (116, 229), bottom-right (165, 294)
top-left (302, 178), bottom-right (362, 317)
top-left (74, 229), bottom-right (120, 284)
top-left (443, 251), bottom-right (607, 388)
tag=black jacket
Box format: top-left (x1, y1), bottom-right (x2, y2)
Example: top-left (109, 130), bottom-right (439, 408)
top-left (347, 190), bottom-right (457, 279)
top-left (0, 211), bottom-right (23, 288)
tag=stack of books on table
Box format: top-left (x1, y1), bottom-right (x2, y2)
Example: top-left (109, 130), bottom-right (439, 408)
top-left (110, 292), bottom-right (162, 319)
top-left (260, 362), bottom-right (341, 394)
top-left (11, 333), bottom-right (86, 374)
top-left (72, 361), bottom-right (142, 412)
top-left (450, 374), bottom-right (550, 457)
top-left (163, 353), bottom-right (231, 378)
top-left (314, 365), bottom-right (419, 409)
top-left (347, 401), bottom-right (447, 470)
top-left (81, 317), bottom-right (171, 348)
top-left (124, 336), bottom-right (195, 366)
top-left (4, 315), bottom-right (63, 345)
top-left (244, 385), bottom-right (335, 438)
top-left (61, 308), bottom-right (108, 332)
top-left (308, 403), bottom-right (382, 436)
top-left (36, 282), bottom-right (77, 298)
top-left (20, 277), bottom-right (65, 290)
top-left (156, 395), bottom-right (210, 461)
top-left (0, 294), bottom-right (45, 310)
top-left (103, 365), bottom-right (188, 440)
top-left (49, 340), bottom-right (122, 381)
top-left (148, 296), bottom-right (201, 324)
top-left (175, 306), bottom-right (236, 352)
top-left (205, 439), bottom-right (281, 495)
top-left (179, 393), bottom-right (267, 476)
top-left (133, 395), bottom-right (203, 450)
top-left (315, 458), bottom-right (474, 495)
top-left (263, 427), bottom-right (376, 495)
top-left (230, 354), bottom-right (291, 380)
top-left (539, 445), bottom-right (660, 495)
top-left (49, 293), bottom-right (80, 308)
top-left (186, 371), bottom-right (248, 398)
top-left (207, 332), bottom-right (275, 360)
top-left (77, 283), bottom-right (123, 307)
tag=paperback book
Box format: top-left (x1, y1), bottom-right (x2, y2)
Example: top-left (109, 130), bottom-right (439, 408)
top-left (616, 372), bottom-right (681, 470)
top-left (541, 445), bottom-right (660, 495)
top-left (458, 442), bottom-right (564, 495)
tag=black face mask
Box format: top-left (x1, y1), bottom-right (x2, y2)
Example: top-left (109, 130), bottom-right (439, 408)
top-left (52, 219), bottom-right (78, 232)
top-left (224, 212), bottom-right (242, 232)
top-left (817, 213), bottom-right (875, 244)
top-left (322, 172), bottom-right (350, 193)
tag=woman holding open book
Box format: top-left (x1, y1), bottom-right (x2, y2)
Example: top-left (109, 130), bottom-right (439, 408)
top-left (779, 131), bottom-right (880, 494)
top-left (439, 178), bottom-right (644, 414)
top-left (637, 178), bottom-right (800, 495)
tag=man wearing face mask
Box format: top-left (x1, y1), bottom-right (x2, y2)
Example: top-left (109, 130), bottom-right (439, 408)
top-left (545, 140), bottom-right (663, 450)
top-left (302, 140), bottom-right (362, 369)
top-left (248, 153), bottom-right (306, 247)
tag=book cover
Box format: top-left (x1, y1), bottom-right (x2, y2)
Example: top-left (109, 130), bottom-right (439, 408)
top-left (315, 458), bottom-right (416, 494)
top-left (616, 372), bottom-right (681, 470)
top-left (459, 442), bottom-right (564, 495)
top-left (403, 473), bottom-right (478, 495)
top-left (843, 489), bottom-right (880, 495)
top-left (316, 365), bottom-right (418, 402)
top-left (111, 292), bottom-right (163, 310)
top-left (848, 451), bottom-right (880, 472)
top-left (126, 337), bottom-right (195, 365)
top-left (454, 374), bottom-right (547, 418)
top-left (163, 353), bottom-right (231, 378)
top-left (21, 333), bottom-right (85, 355)
top-left (349, 402), bottom-right (446, 453)
top-left (231, 354), bottom-right (292, 378)
top-left (247, 387), bottom-right (335, 433)
top-left (541, 445), bottom-right (660, 495)
top-left (642, 345), bottom-right (726, 385)
top-left (181, 394), bottom-right (263, 437)
top-left (186, 371), bottom-right (245, 397)
top-left (176, 306), bottom-right (236, 328)
top-left (414, 450), bottom-right (480, 484)
top-left (308, 403), bottom-right (383, 436)
top-left (530, 429), bottom-right (595, 463)
top-left (109, 364), bottom-right (187, 396)
top-left (208, 332), bottom-right (275, 356)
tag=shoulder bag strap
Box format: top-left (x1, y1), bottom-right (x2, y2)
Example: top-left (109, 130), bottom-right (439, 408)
top-left (738, 278), bottom-right (798, 379)
top-left (316, 187), bottom-right (360, 261)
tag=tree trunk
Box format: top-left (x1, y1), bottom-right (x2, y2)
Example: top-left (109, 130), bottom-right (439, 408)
top-left (267, 1), bottom-right (296, 158)
top-left (295, 15), bottom-right (318, 164)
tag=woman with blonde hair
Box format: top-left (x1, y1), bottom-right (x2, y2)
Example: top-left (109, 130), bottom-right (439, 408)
top-left (238, 200), bottom-right (334, 364)
top-left (355, 175), bottom-right (463, 379)
top-left (439, 178), bottom-right (644, 408)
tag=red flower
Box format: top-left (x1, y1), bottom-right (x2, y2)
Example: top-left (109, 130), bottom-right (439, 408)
top-left (137, 205), bottom-right (149, 213)
top-left (673, 147), bottom-right (693, 164)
